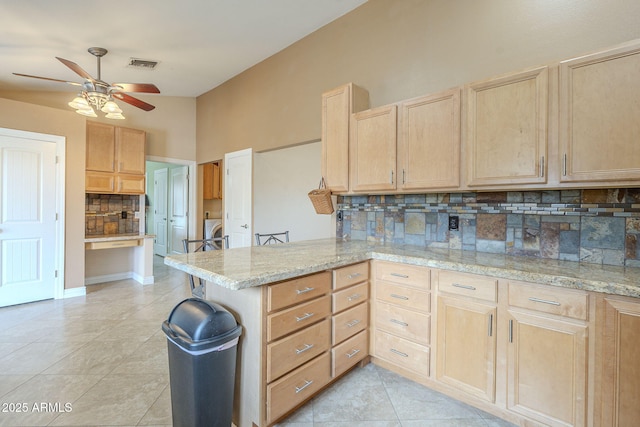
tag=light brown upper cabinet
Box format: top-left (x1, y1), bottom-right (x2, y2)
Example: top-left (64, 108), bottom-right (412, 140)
top-left (321, 83), bottom-right (369, 193)
top-left (203, 161), bottom-right (222, 200)
top-left (559, 42), bottom-right (640, 183)
top-left (86, 121), bottom-right (146, 194)
top-left (350, 104), bottom-right (397, 193)
top-left (465, 67), bottom-right (548, 187)
top-left (398, 89), bottom-right (461, 191)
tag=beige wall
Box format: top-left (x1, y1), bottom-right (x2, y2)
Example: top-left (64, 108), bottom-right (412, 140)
top-left (196, 0), bottom-right (640, 162)
top-left (0, 97), bottom-right (85, 289)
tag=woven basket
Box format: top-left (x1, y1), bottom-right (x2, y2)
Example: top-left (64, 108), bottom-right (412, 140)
top-left (308, 178), bottom-right (334, 214)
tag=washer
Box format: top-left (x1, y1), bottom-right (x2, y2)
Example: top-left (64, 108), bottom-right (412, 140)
top-left (204, 218), bottom-right (223, 250)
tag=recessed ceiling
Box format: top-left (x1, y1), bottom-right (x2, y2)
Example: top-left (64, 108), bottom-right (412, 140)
top-left (0, 0), bottom-right (367, 98)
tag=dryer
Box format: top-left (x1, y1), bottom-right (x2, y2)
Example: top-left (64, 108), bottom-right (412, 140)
top-left (204, 218), bottom-right (224, 250)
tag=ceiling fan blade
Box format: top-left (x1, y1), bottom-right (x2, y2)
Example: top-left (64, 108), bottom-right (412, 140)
top-left (56, 57), bottom-right (95, 80)
top-left (111, 83), bottom-right (160, 94)
top-left (13, 73), bottom-right (82, 86)
top-left (112, 92), bottom-right (155, 111)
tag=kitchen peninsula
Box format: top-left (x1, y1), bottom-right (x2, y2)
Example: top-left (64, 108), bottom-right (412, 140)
top-left (165, 238), bottom-right (640, 427)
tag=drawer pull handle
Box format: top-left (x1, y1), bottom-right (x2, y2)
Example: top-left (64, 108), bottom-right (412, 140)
top-left (347, 293), bottom-right (362, 301)
top-left (295, 380), bottom-right (314, 394)
top-left (452, 283), bottom-right (476, 291)
top-left (295, 343), bottom-right (314, 354)
top-left (390, 318), bottom-right (408, 327)
top-left (347, 272), bottom-right (362, 279)
top-left (390, 293), bottom-right (409, 300)
top-left (296, 287), bottom-right (315, 295)
top-left (390, 348), bottom-right (409, 358)
top-left (390, 273), bottom-right (409, 278)
top-left (346, 349), bottom-right (361, 358)
top-left (295, 312), bottom-right (314, 322)
top-left (528, 297), bottom-right (561, 306)
top-left (346, 319), bottom-right (361, 328)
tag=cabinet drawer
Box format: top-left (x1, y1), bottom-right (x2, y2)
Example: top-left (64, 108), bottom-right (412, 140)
top-left (267, 352), bottom-right (331, 424)
top-left (376, 281), bottom-right (430, 313)
top-left (267, 318), bottom-right (331, 383)
top-left (438, 270), bottom-right (497, 302)
top-left (268, 271), bottom-right (332, 312)
top-left (333, 262), bottom-right (369, 290)
top-left (374, 329), bottom-right (429, 377)
top-left (332, 330), bottom-right (368, 377)
top-left (332, 302), bottom-right (368, 345)
top-left (375, 301), bottom-right (430, 344)
top-left (333, 282), bottom-right (369, 313)
top-left (267, 295), bottom-right (331, 342)
top-left (375, 261), bottom-right (430, 289)
top-left (85, 239), bottom-right (142, 250)
top-left (508, 281), bottom-right (589, 320)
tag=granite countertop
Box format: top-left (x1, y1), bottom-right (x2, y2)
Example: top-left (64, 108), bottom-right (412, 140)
top-left (84, 234), bottom-right (154, 243)
top-left (164, 238), bottom-right (640, 298)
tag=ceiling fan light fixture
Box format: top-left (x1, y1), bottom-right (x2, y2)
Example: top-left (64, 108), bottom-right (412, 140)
top-left (75, 107), bottom-right (97, 118)
top-left (68, 95), bottom-right (90, 110)
top-left (105, 112), bottom-right (125, 120)
top-left (101, 100), bottom-right (122, 114)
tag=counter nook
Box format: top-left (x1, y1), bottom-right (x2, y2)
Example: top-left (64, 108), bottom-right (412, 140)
top-left (164, 238), bottom-right (640, 427)
top-left (85, 234), bottom-right (155, 285)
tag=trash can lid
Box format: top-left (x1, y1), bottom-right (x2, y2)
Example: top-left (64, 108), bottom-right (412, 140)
top-left (162, 298), bottom-right (242, 351)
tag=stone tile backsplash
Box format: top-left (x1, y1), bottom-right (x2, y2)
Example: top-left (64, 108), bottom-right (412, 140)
top-left (337, 189), bottom-right (640, 267)
top-left (85, 194), bottom-right (140, 236)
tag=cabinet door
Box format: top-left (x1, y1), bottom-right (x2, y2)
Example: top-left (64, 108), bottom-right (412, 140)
top-left (466, 67), bottom-right (547, 187)
top-left (116, 174), bottom-right (145, 194)
top-left (86, 122), bottom-right (115, 172)
top-left (398, 89), bottom-right (461, 190)
top-left (507, 310), bottom-right (588, 427)
top-left (203, 162), bottom-right (221, 200)
top-left (436, 296), bottom-right (496, 402)
top-left (321, 83), bottom-right (369, 193)
top-left (600, 297), bottom-right (640, 427)
top-left (350, 104), bottom-right (397, 192)
top-left (85, 171), bottom-right (115, 193)
top-left (559, 43), bottom-right (640, 183)
top-left (115, 127), bottom-right (145, 174)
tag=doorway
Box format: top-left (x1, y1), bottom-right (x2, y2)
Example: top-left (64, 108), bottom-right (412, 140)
top-left (146, 157), bottom-right (197, 256)
top-left (0, 128), bottom-right (65, 307)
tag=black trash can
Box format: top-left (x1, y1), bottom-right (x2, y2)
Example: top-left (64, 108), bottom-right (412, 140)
top-left (162, 298), bottom-right (242, 427)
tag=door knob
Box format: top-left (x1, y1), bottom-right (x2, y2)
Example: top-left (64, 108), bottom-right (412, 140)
top-left (241, 224), bottom-right (248, 229)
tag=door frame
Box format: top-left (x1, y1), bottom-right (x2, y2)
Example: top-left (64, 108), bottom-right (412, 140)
top-left (0, 127), bottom-right (66, 300)
top-left (146, 155), bottom-right (197, 241)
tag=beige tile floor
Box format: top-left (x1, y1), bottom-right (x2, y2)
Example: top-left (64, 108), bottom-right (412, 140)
top-left (0, 256), bottom-right (517, 427)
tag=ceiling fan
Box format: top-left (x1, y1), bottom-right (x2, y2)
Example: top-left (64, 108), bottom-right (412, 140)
top-left (13, 47), bottom-right (160, 119)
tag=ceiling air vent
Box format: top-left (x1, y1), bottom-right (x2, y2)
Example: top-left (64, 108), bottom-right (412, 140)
top-left (127, 58), bottom-right (159, 70)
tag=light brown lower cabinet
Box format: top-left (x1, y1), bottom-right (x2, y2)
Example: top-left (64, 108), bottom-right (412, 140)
top-left (435, 270), bottom-right (498, 403)
top-left (205, 260), bottom-right (638, 427)
top-left (506, 311), bottom-right (588, 426)
top-left (599, 295), bottom-right (640, 427)
top-left (506, 281), bottom-right (590, 427)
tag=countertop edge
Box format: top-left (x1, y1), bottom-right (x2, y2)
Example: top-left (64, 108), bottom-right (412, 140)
top-left (164, 240), bottom-right (640, 298)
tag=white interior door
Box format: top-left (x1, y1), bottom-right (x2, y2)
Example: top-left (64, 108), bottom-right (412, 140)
top-left (0, 132), bottom-right (57, 307)
top-left (153, 168), bottom-right (168, 256)
top-left (168, 165), bottom-right (189, 254)
top-left (224, 148), bottom-right (253, 248)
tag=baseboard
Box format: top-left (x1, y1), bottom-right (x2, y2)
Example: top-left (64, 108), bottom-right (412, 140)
top-left (85, 272), bottom-right (155, 286)
top-left (133, 273), bottom-right (155, 285)
top-left (85, 272), bottom-right (132, 285)
top-left (63, 286), bottom-right (86, 299)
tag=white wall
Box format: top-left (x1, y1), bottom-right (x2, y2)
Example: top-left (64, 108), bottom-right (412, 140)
top-left (253, 142), bottom-right (335, 242)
